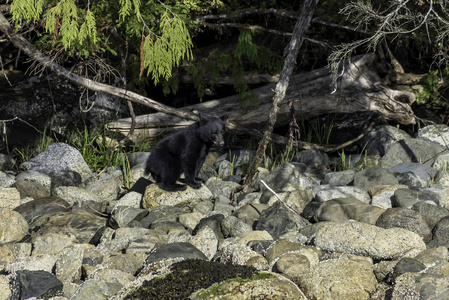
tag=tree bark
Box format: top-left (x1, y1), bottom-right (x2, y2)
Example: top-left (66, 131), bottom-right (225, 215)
top-left (108, 53), bottom-right (416, 145)
top-left (242, 0), bottom-right (320, 188)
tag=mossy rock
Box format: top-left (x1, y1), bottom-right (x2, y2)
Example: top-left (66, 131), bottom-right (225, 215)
top-left (125, 259), bottom-right (258, 300)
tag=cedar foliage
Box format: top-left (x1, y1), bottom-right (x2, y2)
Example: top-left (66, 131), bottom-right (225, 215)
top-left (8, 0), bottom-right (194, 85)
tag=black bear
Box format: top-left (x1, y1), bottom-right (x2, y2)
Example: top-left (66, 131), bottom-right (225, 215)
top-left (145, 115), bottom-right (227, 191)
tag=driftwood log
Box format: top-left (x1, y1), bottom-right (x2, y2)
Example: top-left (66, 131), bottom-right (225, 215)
top-left (107, 53), bottom-right (416, 145)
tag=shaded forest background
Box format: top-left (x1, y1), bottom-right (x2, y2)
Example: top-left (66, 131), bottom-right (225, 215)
top-left (1, 0), bottom-right (448, 155)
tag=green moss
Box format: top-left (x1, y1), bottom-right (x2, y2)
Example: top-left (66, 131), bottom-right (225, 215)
top-left (125, 259), bottom-right (259, 300)
top-left (193, 272), bottom-right (275, 299)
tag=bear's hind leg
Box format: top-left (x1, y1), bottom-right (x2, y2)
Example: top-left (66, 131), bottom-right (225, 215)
top-left (159, 157), bottom-right (187, 191)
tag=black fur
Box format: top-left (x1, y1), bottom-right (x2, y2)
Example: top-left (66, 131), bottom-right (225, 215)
top-left (145, 115), bottom-right (227, 191)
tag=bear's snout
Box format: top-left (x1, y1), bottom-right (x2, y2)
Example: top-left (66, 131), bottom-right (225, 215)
top-left (214, 135), bottom-right (225, 147)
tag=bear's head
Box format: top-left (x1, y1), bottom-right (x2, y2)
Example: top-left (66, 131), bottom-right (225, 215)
top-left (198, 115), bottom-right (228, 146)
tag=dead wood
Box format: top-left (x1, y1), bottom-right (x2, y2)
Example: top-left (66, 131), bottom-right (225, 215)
top-left (108, 53), bottom-right (416, 145)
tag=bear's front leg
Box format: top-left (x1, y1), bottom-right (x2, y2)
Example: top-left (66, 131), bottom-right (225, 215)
top-left (182, 161), bottom-right (202, 189)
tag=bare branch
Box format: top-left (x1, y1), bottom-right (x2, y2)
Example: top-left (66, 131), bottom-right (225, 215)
top-left (196, 8), bottom-right (298, 22)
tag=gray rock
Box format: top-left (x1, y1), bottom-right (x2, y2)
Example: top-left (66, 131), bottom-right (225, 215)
top-left (14, 170), bottom-right (52, 199)
top-left (125, 231), bottom-right (167, 255)
top-left (375, 207), bottom-right (432, 243)
top-left (32, 210), bottom-right (107, 244)
top-left (48, 170), bottom-right (83, 190)
top-left (392, 264), bottom-right (449, 300)
top-left (235, 231), bottom-right (273, 247)
top-left (417, 124), bottom-right (449, 147)
top-left (142, 183), bottom-right (213, 210)
top-left (108, 206), bottom-right (148, 229)
top-left (90, 268), bottom-right (134, 287)
top-left (390, 162), bottom-right (437, 188)
top-left (0, 244), bottom-right (14, 267)
top-left (265, 239), bottom-right (321, 265)
top-left (392, 257), bottom-right (426, 280)
top-left (85, 168), bottom-right (123, 203)
top-left (233, 203), bottom-right (268, 227)
top-left (428, 216), bottom-right (449, 248)
top-left (323, 170), bottom-right (356, 185)
top-left (314, 221), bottom-right (426, 260)
top-left (193, 214), bottom-right (225, 239)
top-left (0, 154), bottom-right (16, 171)
top-left (12, 270), bottom-right (63, 299)
top-left (371, 191), bottom-right (394, 209)
top-left (292, 149), bottom-right (329, 168)
top-left (6, 254), bottom-right (60, 274)
top-left (273, 252), bottom-right (310, 275)
top-left (32, 232), bottom-right (76, 256)
top-left (216, 159), bottom-right (233, 178)
top-left (0, 275), bottom-right (11, 300)
top-left (14, 197), bottom-right (71, 223)
top-left (412, 201), bottom-right (449, 229)
top-left (432, 152), bottom-right (449, 172)
top-left (315, 185), bottom-right (371, 203)
top-left (178, 211), bottom-right (204, 231)
top-left (188, 226), bottom-right (218, 260)
top-left (192, 200), bottom-right (214, 215)
top-left (266, 190), bottom-right (313, 214)
top-left (10, 243), bottom-right (32, 259)
top-left (0, 171), bottom-right (15, 188)
top-left (221, 215), bottom-right (252, 238)
top-left (22, 143), bottom-right (92, 182)
top-left (103, 252), bottom-right (147, 275)
top-left (217, 239), bottom-right (269, 270)
top-left (413, 246), bottom-right (448, 268)
top-left (255, 201), bottom-right (309, 239)
top-left (53, 186), bottom-right (102, 206)
top-left (223, 175), bottom-right (242, 183)
top-left (358, 125), bottom-right (410, 156)
top-left (0, 209), bottom-right (28, 243)
top-left (394, 188), bottom-right (439, 208)
top-left (381, 138), bottom-right (447, 169)
top-left (140, 206), bottom-right (186, 230)
top-left (0, 187), bottom-right (21, 210)
top-left (55, 246), bottom-right (84, 284)
top-left (293, 257), bottom-right (377, 300)
top-left (433, 169), bottom-right (449, 187)
top-left (353, 167), bottom-right (399, 190)
top-left (145, 242), bottom-right (208, 264)
top-left (205, 177), bottom-right (240, 199)
top-left (259, 163), bottom-right (318, 194)
top-left (150, 220), bottom-right (185, 231)
top-left (71, 279), bottom-right (122, 300)
top-left (313, 197), bottom-right (385, 224)
top-left (114, 191), bottom-right (142, 209)
top-left (127, 152), bottom-right (151, 168)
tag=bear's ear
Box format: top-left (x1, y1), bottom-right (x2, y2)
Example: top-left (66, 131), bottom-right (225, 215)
top-left (220, 115), bottom-right (228, 122)
top-left (198, 115), bottom-right (209, 126)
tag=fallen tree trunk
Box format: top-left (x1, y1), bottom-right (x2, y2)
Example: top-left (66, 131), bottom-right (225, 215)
top-left (108, 53), bottom-right (416, 144)
top-left (0, 10), bottom-right (416, 150)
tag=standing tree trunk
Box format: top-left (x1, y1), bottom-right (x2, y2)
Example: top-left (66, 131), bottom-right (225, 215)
top-left (242, 0), bottom-right (320, 188)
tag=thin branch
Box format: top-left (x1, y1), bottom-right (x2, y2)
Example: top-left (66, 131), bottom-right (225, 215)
top-left (196, 8), bottom-right (299, 22)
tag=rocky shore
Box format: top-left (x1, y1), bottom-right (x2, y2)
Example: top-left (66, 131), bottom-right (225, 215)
top-left (1, 124), bottom-right (449, 299)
